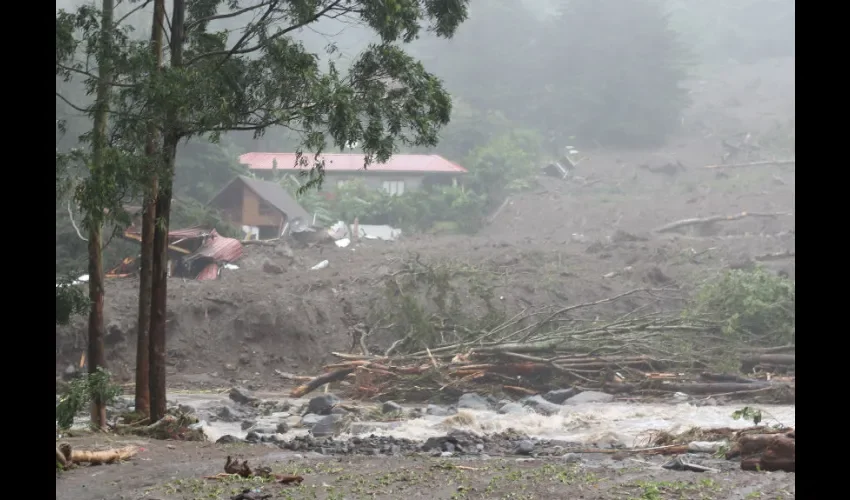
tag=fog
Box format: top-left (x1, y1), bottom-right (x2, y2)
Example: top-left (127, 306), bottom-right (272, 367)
top-left (55, 4), bottom-right (795, 480)
top-left (56, 0), bottom-right (795, 269)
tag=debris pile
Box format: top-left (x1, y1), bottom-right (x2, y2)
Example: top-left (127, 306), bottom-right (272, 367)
top-left (287, 289), bottom-right (794, 403)
top-left (651, 424), bottom-right (795, 474)
top-left (121, 226), bottom-right (243, 280)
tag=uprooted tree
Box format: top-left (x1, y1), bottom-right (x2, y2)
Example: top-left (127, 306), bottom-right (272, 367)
top-left (57, 0), bottom-right (473, 422)
top-left (292, 258), bottom-right (795, 402)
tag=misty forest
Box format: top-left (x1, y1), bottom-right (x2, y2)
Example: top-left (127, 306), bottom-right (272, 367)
top-left (56, 1), bottom-right (795, 498)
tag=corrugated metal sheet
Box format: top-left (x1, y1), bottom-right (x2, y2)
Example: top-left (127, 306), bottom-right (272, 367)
top-left (196, 262), bottom-right (219, 281)
top-left (239, 153), bottom-right (468, 174)
top-left (193, 230), bottom-right (243, 262)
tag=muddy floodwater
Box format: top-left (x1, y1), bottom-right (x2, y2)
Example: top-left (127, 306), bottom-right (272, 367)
top-left (164, 391), bottom-right (795, 446)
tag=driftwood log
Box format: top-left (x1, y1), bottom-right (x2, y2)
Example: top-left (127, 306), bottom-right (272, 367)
top-left (654, 212), bottom-right (789, 234)
top-left (703, 160), bottom-right (796, 169)
top-left (57, 443), bottom-right (138, 465)
top-left (652, 382), bottom-right (772, 394)
top-left (699, 372), bottom-right (759, 384)
top-left (290, 366), bottom-right (358, 398)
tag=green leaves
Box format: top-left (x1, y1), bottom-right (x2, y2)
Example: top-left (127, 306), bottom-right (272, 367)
top-left (56, 276), bottom-right (89, 326)
top-left (687, 267), bottom-right (795, 345)
top-left (732, 406), bottom-right (763, 426)
top-left (56, 367), bottom-right (122, 429)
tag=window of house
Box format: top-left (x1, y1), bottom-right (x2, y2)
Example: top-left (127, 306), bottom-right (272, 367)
top-left (382, 180), bottom-right (405, 196)
top-left (258, 201), bottom-right (274, 216)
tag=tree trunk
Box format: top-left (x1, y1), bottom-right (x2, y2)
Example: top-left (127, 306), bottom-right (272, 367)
top-left (86, 0), bottom-right (115, 430)
top-left (87, 227), bottom-right (107, 428)
top-left (134, 0), bottom-right (165, 419)
top-left (149, 0), bottom-right (185, 422)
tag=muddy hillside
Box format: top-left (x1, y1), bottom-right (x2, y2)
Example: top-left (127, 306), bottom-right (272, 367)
top-left (55, 58), bottom-right (795, 388)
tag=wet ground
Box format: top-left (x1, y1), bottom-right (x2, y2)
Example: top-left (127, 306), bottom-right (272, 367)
top-left (56, 437), bottom-right (795, 500)
top-left (58, 390), bottom-right (796, 499)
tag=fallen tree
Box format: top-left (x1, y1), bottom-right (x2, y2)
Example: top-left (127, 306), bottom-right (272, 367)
top-left (284, 288), bottom-right (794, 403)
top-left (653, 211), bottom-right (791, 235)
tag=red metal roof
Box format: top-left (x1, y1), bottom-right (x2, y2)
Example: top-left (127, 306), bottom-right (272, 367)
top-left (196, 262), bottom-right (220, 281)
top-left (194, 230), bottom-right (243, 262)
top-left (239, 153), bottom-right (468, 174)
top-left (122, 227), bottom-right (242, 263)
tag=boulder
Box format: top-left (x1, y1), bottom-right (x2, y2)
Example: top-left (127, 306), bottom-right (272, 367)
top-left (311, 414), bottom-right (348, 438)
top-left (498, 403), bottom-right (528, 415)
top-left (382, 401), bottom-right (403, 414)
top-left (229, 386), bottom-right (259, 405)
top-left (457, 393), bottom-right (490, 411)
top-left (563, 391), bottom-right (614, 405)
top-left (542, 388), bottom-right (578, 405)
top-left (426, 404), bottom-right (456, 416)
top-left (515, 440), bottom-right (535, 455)
top-left (307, 394), bottom-right (341, 416)
top-left (300, 413), bottom-right (325, 428)
top-left (521, 395), bottom-right (563, 416)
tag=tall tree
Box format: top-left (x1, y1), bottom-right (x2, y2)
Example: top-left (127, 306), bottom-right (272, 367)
top-left (540, 0), bottom-right (691, 146)
top-left (135, 0), bottom-right (166, 418)
top-left (80, 0), bottom-right (115, 429)
top-left (57, 0), bottom-right (147, 427)
top-left (121, 0), bottom-right (472, 421)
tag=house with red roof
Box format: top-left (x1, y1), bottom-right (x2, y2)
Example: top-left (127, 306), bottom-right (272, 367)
top-left (238, 153), bottom-right (467, 196)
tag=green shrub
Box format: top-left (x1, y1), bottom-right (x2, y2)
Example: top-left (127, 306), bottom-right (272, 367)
top-left (56, 275), bottom-right (89, 326)
top-left (687, 267), bottom-right (795, 345)
top-left (56, 367), bottom-right (122, 429)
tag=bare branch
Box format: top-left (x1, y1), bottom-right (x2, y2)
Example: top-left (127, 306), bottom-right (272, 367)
top-left (56, 92), bottom-right (91, 114)
top-left (67, 201), bottom-right (89, 241)
top-left (185, 1), bottom-right (274, 31)
top-left (57, 63), bottom-right (138, 88)
top-left (186, 0), bottom-right (345, 66)
top-left (116, 0), bottom-right (152, 26)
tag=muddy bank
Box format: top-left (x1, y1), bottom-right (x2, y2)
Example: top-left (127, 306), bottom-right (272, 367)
top-left (56, 437), bottom-right (795, 500)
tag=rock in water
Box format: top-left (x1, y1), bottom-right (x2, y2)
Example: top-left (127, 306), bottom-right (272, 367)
top-left (542, 388), bottom-right (577, 404)
top-left (563, 391), bottom-right (614, 405)
top-left (516, 440), bottom-right (535, 455)
top-left (382, 401), bottom-right (403, 414)
top-left (300, 413), bottom-right (325, 428)
top-left (307, 394), bottom-right (341, 416)
top-left (311, 414), bottom-right (349, 438)
top-left (520, 395), bottom-right (562, 416)
top-left (426, 404), bottom-right (455, 416)
top-left (215, 435), bottom-right (243, 444)
top-left (457, 393), bottom-right (490, 411)
top-left (229, 386), bottom-right (259, 405)
top-left (498, 403), bottom-right (527, 415)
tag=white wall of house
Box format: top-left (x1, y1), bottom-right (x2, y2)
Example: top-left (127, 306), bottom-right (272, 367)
top-left (324, 173), bottom-right (425, 194)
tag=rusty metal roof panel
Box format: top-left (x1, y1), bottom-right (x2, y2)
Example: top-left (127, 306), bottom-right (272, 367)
top-left (193, 230), bottom-right (243, 262)
top-left (239, 153), bottom-right (468, 174)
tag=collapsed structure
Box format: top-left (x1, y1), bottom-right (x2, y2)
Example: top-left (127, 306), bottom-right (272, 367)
top-left (122, 227), bottom-right (243, 280)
